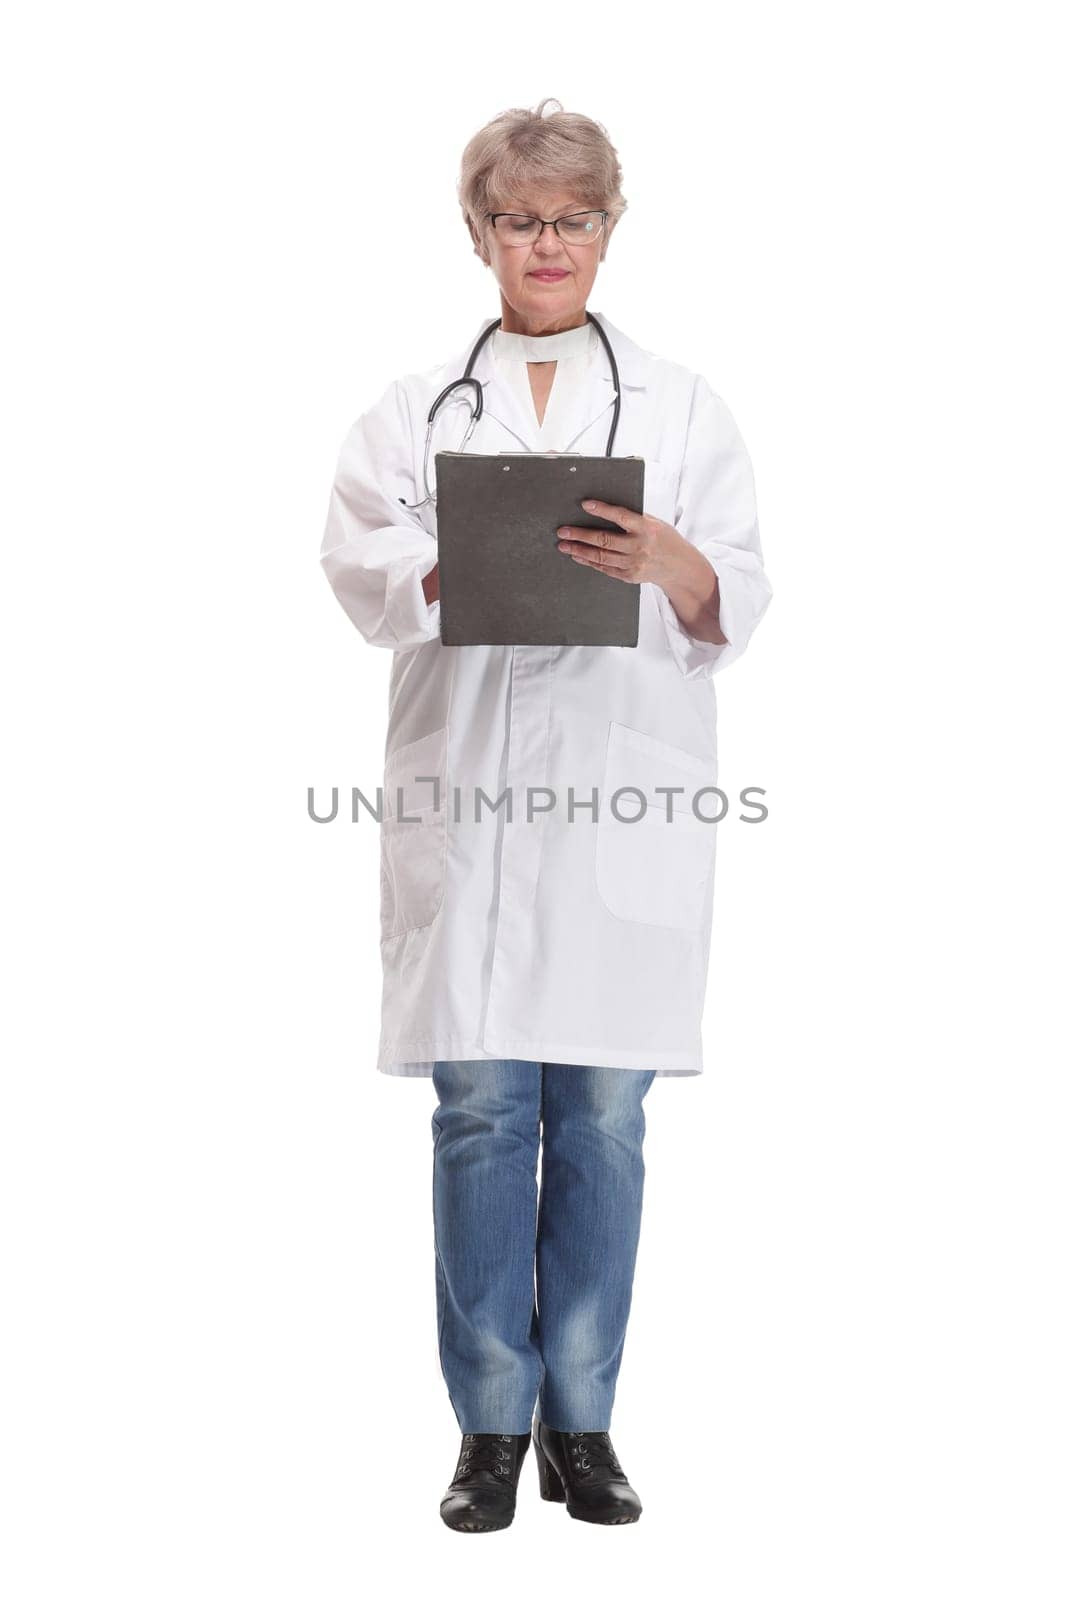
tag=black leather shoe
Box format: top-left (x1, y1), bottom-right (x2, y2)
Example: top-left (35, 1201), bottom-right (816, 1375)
top-left (440, 1431), bottom-right (531, 1532)
top-left (532, 1415), bottom-right (642, 1524)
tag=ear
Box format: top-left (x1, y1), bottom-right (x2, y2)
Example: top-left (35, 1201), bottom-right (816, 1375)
top-left (465, 214), bottom-right (490, 266)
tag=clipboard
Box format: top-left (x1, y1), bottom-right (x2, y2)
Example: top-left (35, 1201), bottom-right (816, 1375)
top-left (434, 452), bottom-right (645, 647)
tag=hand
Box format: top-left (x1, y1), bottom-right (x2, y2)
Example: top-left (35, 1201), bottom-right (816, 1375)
top-left (421, 563), bottom-right (440, 606)
top-left (557, 498), bottom-right (727, 645)
top-left (558, 498), bottom-right (691, 588)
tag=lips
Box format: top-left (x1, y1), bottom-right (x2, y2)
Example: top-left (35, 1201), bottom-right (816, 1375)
top-left (530, 270), bottom-right (569, 281)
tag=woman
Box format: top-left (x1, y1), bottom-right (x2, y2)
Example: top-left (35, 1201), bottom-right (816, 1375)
top-left (319, 99), bottom-right (772, 1532)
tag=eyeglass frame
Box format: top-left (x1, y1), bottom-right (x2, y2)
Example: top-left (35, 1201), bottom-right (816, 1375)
top-left (486, 209), bottom-right (609, 245)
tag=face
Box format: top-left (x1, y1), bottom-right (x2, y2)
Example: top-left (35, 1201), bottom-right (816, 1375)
top-left (478, 187), bottom-right (606, 335)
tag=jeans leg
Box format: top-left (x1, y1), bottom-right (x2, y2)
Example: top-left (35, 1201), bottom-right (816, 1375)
top-left (535, 1063), bottom-right (657, 1432)
top-left (431, 1059), bottom-right (544, 1433)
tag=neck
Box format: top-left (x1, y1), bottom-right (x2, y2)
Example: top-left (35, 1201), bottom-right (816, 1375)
top-left (498, 301), bottom-right (589, 338)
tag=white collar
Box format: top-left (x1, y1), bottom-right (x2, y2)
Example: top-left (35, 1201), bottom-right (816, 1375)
top-left (438, 311), bottom-right (653, 392)
top-left (490, 321), bottom-right (596, 363)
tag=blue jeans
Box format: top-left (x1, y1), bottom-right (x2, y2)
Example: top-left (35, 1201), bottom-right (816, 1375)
top-left (430, 1058), bottom-right (657, 1434)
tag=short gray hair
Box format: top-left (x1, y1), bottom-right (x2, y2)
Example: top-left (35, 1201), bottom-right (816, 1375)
top-left (458, 97), bottom-right (627, 263)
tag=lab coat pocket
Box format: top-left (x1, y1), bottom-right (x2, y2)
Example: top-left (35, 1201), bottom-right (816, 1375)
top-left (642, 458), bottom-right (680, 524)
top-left (380, 726), bottom-right (448, 940)
top-left (594, 720), bottom-right (718, 932)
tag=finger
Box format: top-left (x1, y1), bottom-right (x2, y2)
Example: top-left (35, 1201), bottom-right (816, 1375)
top-left (564, 544), bottom-right (640, 574)
top-left (578, 497), bottom-right (645, 533)
top-left (557, 525), bottom-right (633, 552)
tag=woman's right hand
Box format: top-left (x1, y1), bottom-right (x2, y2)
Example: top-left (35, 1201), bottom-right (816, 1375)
top-left (422, 563), bottom-right (440, 606)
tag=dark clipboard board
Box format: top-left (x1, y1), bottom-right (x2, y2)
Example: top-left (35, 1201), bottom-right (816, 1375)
top-left (434, 452), bottom-right (645, 647)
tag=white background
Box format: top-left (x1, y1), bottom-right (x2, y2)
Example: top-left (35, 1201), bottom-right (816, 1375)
top-left (3, 2), bottom-right (1064, 1595)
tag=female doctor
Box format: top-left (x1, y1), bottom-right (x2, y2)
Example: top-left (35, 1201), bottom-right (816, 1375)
top-left (319, 99), bottom-right (772, 1532)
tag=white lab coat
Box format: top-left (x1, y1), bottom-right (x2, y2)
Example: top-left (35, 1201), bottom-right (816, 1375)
top-left (320, 309), bottom-right (772, 1077)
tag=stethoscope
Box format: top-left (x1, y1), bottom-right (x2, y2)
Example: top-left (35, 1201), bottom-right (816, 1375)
top-left (398, 311), bottom-right (622, 511)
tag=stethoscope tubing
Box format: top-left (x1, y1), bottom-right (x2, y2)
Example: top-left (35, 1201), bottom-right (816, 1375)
top-left (400, 312), bottom-right (621, 510)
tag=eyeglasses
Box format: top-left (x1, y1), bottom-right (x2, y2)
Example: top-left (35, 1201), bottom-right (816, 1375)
top-left (488, 210), bottom-right (608, 247)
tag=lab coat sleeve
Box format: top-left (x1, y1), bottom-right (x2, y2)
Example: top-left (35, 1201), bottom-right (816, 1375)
top-left (653, 375), bottom-right (772, 679)
top-left (319, 378), bottom-right (441, 650)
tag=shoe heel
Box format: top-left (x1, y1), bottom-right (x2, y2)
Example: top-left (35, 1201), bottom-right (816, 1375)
top-left (533, 1436), bottom-right (567, 1503)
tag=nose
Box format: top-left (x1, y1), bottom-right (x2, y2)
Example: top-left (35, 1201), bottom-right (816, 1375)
top-left (533, 224), bottom-right (565, 256)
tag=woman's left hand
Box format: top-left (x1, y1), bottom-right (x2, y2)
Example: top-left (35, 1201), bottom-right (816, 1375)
top-left (558, 498), bottom-right (691, 589)
top-left (557, 498), bottom-right (727, 645)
